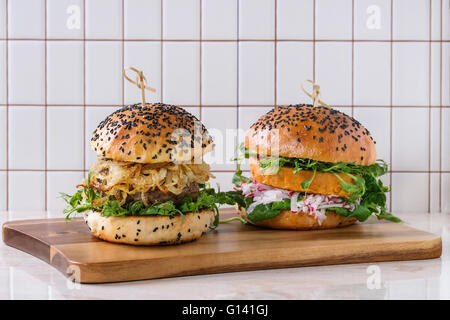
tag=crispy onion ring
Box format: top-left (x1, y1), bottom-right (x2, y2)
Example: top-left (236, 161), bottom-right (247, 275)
top-left (81, 159), bottom-right (213, 204)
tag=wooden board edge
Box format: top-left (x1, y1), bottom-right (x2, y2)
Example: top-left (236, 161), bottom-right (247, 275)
top-left (65, 235), bottom-right (443, 284)
top-left (2, 222), bottom-right (51, 264)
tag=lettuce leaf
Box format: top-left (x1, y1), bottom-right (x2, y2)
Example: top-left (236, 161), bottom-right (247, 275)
top-left (61, 183), bottom-right (241, 229)
top-left (232, 144), bottom-right (400, 223)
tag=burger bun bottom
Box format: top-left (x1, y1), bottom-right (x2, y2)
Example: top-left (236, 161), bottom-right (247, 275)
top-left (84, 209), bottom-right (215, 245)
top-left (236, 205), bottom-right (357, 230)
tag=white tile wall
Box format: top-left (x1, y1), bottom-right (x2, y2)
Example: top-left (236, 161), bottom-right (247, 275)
top-left (315, 42), bottom-right (352, 105)
top-left (0, 172), bottom-right (6, 211)
top-left (47, 42), bottom-right (83, 104)
top-left (124, 0), bottom-right (161, 39)
top-left (85, 41), bottom-right (122, 105)
top-left (316, 0), bottom-right (352, 40)
top-left (353, 107), bottom-right (390, 162)
top-left (239, 42), bottom-right (274, 105)
top-left (393, 0), bottom-right (430, 40)
top-left (276, 42), bottom-right (313, 105)
top-left (47, 107), bottom-right (84, 170)
top-left (277, 0), bottom-right (313, 39)
top-left (202, 107), bottom-right (237, 171)
top-left (392, 43), bottom-right (429, 106)
top-left (0, 0), bottom-right (6, 39)
top-left (0, 1), bottom-right (449, 214)
top-left (47, 171), bottom-right (84, 213)
top-left (0, 108), bottom-right (5, 170)
top-left (124, 41), bottom-right (161, 104)
top-left (239, 0), bottom-right (274, 39)
top-left (8, 41), bottom-right (45, 104)
top-left (86, 0), bottom-right (122, 39)
top-left (354, 0), bottom-right (391, 40)
top-left (202, 42), bottom-right (237, 105)
top-left (47, 0), bottom-right (84, 39)
top-left (444, 0), bottom-right (450, 40)
top-left (392, 173), bottom-right (429, 212)
top-left (8, 107), bottom-right (45, 170)
top-left (8, 0), bottom-right (45, 39)
top-left (163, 0), bottom-right (200, 40)
top-left (392, 108), bottom-right (429, 171)
top-left (202, 0), bottom-right (237, 40)
top-left (354, 43), bottom-right (390, 106)
top-left (443, 109), bottom-right (450, 171)
top-left (0, 41), bottom-right (5, 105)
top-left (163, 42), bottom-right (200, 105)
top-left (8, 171), bottom-right (45, 211)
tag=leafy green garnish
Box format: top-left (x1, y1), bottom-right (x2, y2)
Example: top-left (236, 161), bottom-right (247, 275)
top-left (300, 167), bottom-right (317, 194)
top-left (232, 144), bottom-right (400, 223)
top-left (247, 199), bottom-right (290, 222)
top-left (61, 179), bottom-right (244, 229)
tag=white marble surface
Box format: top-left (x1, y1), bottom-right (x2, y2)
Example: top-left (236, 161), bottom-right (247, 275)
top-left (1, 211), bottom-right (449, 300)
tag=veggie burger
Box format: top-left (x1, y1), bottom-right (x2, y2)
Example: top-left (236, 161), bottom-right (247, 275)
top-left (62, 103), bottom-right (230, 245)
top-left (233, 104), bottom-right (400, 230)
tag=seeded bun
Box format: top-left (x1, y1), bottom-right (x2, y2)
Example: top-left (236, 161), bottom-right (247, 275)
top-left (245, 104), bottom-right (376, 165)
top-left (249, 157), bottom-right (352, 197)
top-left (90, 103), bottom-right (214, 164)
top-left (236, 205), bottom-right (357, 230)
top-left (84, 209), bottom-right (215, 245)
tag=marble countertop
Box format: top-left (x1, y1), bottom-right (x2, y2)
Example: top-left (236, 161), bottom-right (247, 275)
top-left (1, 211), bottom-right (449, 300)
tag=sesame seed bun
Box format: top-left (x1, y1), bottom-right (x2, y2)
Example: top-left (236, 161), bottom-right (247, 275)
top-left (84, 209), bottom-right (215, 245)
top-left (236, 205), bottom-right (357, 230)
top-left (249, 157), bottom-right (352, 197)
top-left (90, 103), bottom-right (214, 164)
top-left (244, 104), bottom-right (376, 165)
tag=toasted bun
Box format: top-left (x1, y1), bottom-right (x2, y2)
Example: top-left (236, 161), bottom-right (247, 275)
top-left (90, 103), bottom-right (214, 164)
top-left (236, 205), bottom-right (357, 230)
top-left (250, 157), bottom-right (352, 197)
top-left (84, 209), bottom-right (215, 245)
top-left (245, 104), bottom-right (376, 165)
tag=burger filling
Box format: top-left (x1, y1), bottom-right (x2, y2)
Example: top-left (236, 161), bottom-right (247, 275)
top-left (232, 145), bottom-right (400, 224)
top-left (61, 159), bottom-right (237, 228)
top-left (82, 159), bottom-right (212, 207)
top-left (236, 179), bottom-right (355, 225)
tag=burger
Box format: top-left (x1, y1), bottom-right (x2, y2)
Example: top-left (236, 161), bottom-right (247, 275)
top-left (61, 103), bottom-right (231, 245)
top-left (232, 104), bottom-right (400, 230)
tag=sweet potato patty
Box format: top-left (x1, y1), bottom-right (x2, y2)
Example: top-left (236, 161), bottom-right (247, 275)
top-left (249, 157), bottom-right (353, 197)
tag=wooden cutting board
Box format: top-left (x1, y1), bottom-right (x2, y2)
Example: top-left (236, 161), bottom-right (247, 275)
top-left (2, 209), bottom-right (442, 284)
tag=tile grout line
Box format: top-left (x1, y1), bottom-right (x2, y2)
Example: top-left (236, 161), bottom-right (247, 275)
top-left (439, 0), bottom-right (443, 212)
top-left (44, 0), bottom-right (48, 210)
top-left (199, 0), bottom-right (202, 121)
top-left (2, 169), bottom-right (449, 174)
top-left (160, 0), bottom-right (163, 104)
top-left (351, 0), bottom-right (355, 118)
top-left (1, 103), bottom-right (450, 108)
top-left (122, 0), bottom-right (125, 107)
top-left (274, 0), bottom-right (277, 108)
top-left (428, 0), bottom-right (432, 213)
top-left (5, 0), bottom-right (9, 211)
top-left (236, 0), bottom-right (240, 172)
top-left (2, 38), bottom-right (448, 43)
top-left (82, 0), bottom-right (86, 179)
top-left (313, 0), bottom-right (316, 82)
top-left (389, 0), bottom-right (393, 212)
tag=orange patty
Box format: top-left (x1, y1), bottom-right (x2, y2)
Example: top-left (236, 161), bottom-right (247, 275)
top-left (249, 157), bottom-right (352, 197)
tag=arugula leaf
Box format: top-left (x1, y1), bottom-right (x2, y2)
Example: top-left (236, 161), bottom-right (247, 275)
top-left (61, 181), bottom-right (247, 229)
top-left (231, 145), bottom-right (400, 223)
top-left (300, 168), bottom-right (317, 192)
top-left (247, 199), bottom-right (290, 223)
top-left (232, 161), bottom-right (252, 186)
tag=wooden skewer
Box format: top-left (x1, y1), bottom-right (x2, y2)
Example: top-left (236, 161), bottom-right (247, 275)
top-left (123, 67), bottom-right (156, 106)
